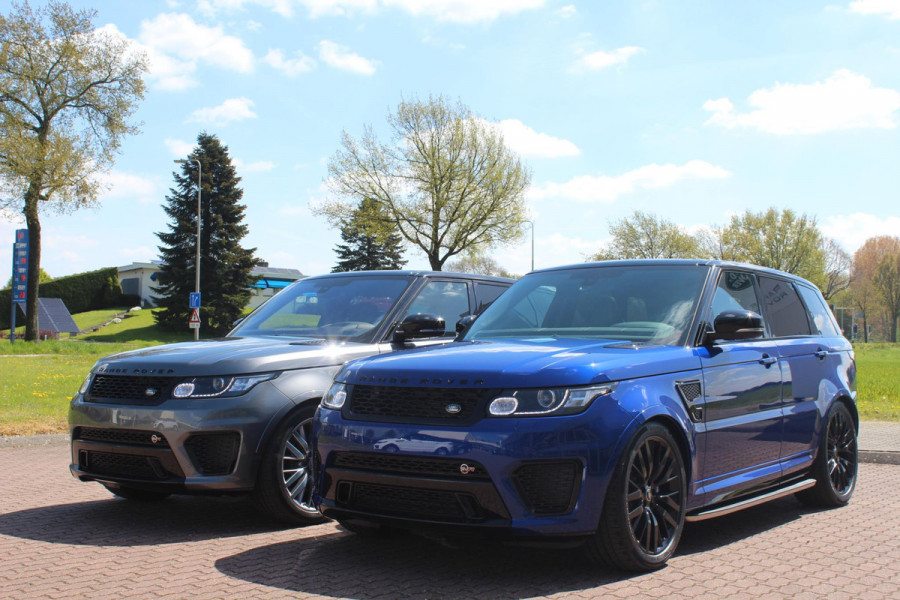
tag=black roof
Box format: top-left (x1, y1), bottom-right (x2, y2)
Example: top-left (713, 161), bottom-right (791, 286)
top-left (532, 259), bottom-right (815, 287)
top-left (302, 270), bottom-right (515, 284)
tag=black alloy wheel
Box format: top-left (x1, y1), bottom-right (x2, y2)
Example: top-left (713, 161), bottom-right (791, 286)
top-left (587, 422), bottom-right (686, 571)
top-left (797, 401), bottom-right (858, 507)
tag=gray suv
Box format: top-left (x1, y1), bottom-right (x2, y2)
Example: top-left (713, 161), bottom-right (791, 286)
top-left (69, 270), bottom-right (512, 523)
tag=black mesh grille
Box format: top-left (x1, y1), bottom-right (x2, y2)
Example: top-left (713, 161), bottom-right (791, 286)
top-left (512, 460), bottom-right (581, 515)
top-left (347, 385), bottom-right (496, 422)
top-left (348, 482), bottom-right (482, 522)
top-left (79, 450), bottom-right (171, 480)
top-left (183, 433), bottom-right (240, 475)
top-left (676, 380), bottom-right (702, 403)
top-left (332, 452), bottom-right (490, 480)
top-left (74, 427), bottom-right (169, 448)
top-left (87, 375), bottom-right (176, 404)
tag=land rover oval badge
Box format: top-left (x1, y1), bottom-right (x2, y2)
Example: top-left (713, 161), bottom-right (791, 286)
top-left (445, 403), bottom-right (462, 414)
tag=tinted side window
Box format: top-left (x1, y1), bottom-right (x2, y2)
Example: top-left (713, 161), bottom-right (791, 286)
top-left (796, 284), bottom-right (841, 337)
top-left (758, 276), bottom-right (811, 337)
top-left (474, 283), bottom-right (508, 314)
top-left (711, 271), bottom-right (760, 316)
top-left (403, 280), bottom-right (471, 337)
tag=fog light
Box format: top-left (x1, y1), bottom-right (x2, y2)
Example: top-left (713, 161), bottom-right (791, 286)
top-left (173, 383), bottom-right (195, 398)
top-left (489, 397), bottom-right (518, 416)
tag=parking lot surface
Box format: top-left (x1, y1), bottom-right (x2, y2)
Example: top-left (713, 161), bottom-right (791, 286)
top-left (1, 442), bottom-right (899, 599)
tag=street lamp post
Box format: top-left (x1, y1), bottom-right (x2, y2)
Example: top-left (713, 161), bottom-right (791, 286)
top-left (175, 159), bottom-right (201, 340)
top-left (526, 220), bottom-right (534, 272)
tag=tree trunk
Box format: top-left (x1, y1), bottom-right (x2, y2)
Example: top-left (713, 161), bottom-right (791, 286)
top-left (23, 181), bottom-right (42, 342)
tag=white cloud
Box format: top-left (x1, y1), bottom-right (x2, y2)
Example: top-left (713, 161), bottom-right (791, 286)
top-left (557, 4), bottom-right (577, 18)
top-left (264, 49), bottom-right (317, 76)
top-left (98, 171), bottom-right (159, 205)
top-left (317, 40), bottom-right (379, 75)
top-left (820, 213), bottom-right (900, 252)
top-left (139, 13), bottom-right (254, 82)
top-left (234, 159), bottom-right (277, 173)
top-left (381, 0), bottom-right (544, 23)
top-left (529, 160), bottom-right (731, 203)
top-left (198, 0), bottom-right (542, 23)
top-left (572, 46), bottom-right (644, 72)
top-left (848, 0), bottom-right (900, 19)
top-left (480, 119), bottom-right (580, 158)
top-left (165, 138), bottom-right (196, 157)
top-left (703, 69), bottom-right (900, 135)
top-left (187, 97), bottom-right (258, 126)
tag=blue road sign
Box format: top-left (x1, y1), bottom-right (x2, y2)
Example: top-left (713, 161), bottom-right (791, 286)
top-left (190, 292), bottom-right (201, 309)
top-left (12, 229), bottom-right (28, 305)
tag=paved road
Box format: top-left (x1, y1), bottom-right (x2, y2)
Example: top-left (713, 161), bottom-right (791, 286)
top-left (1, 443), bottom-right (898, 599)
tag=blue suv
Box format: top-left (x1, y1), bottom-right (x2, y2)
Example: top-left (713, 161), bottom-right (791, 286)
top-left (313, 260), bottom-right (857, 571)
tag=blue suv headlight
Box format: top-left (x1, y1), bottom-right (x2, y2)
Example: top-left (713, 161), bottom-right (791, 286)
top-left (487, 383), bottom-right (617, 417)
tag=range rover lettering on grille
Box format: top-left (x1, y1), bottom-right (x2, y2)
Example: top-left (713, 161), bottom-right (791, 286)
top-left (445, 403), bottom-right (462, 414)
top-left (459, 464), bottom-right (475, 475)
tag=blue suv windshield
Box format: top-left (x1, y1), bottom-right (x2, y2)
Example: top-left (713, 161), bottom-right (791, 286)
top-left (232, 276), bottom-right (413, 342)
top-left (465, 264), bottom-right (710, 345)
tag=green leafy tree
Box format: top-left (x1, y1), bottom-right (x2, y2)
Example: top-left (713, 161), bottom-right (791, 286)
top-left (854, 236), bottom-right (900, 343)
top-left (154, 133), bottom-right (258, 336)
top-left (0, 1), bottom-right (147, 341)
top-left (715, 208), bottom-right (825, 283)
top-left (821, 238), bottom-right (852, 301)
top-left (446, 250), bottom-right (516, 278)
top-left (318, 95), bottom-right (532, 270)
top-left (591, 210), bottom-right (707, 260)
top-left (332, 198), bottom-right (406, 272)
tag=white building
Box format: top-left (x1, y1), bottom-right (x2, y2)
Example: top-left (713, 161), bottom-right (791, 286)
top-left (118, 261), bottom-right (304, 308)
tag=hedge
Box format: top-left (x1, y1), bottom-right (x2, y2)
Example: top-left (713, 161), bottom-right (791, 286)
top-left (1, 267), bottom-right (138, 330)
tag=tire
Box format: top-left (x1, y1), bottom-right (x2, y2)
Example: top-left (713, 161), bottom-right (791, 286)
top-left (434, 447), bottom-right (449, 456)
top-left (102, 483), bottom-right (170, 502)
top-left (796, 402), bottom-right (858, 508)
top-left (253, 404), bottom-right (324, 525)
top-left (586, 422), bottom-right (686, 572)
top-left (382, 444), bottom-right (398, 453)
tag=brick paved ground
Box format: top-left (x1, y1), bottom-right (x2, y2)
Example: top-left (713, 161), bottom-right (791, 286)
top-left (1, 443), bottom-right (898, 599)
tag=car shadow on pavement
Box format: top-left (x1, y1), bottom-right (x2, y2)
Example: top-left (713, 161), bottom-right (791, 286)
top-left (678, 496), bottom-right (808, 556)
top-left (216, 531), bottom-right (628, 599)
top-left (215, 497), bottom-right (815, 599)
top-left (0, 495), bottom-right (291, 546)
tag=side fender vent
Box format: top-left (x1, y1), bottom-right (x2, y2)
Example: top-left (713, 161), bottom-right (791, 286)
top-left (675, 380), bottom-right (703, 422)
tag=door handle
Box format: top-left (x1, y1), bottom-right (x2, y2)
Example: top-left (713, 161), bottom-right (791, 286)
top-left (815, 349), bottom-right (828, 360)
top-left (759, 354), bottom-right (777, 367)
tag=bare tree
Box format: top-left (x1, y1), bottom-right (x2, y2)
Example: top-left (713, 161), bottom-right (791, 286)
top-left (318, 95), bottom-right (531, 270)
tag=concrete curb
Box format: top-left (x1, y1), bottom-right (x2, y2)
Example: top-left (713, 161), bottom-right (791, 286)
top-left (0, 433), bottom-right (69, 448)
top-left (859, 450), bottom-right (900, 466)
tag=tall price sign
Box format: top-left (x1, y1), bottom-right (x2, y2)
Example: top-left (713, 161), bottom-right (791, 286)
top-left (9, 229), bottom-right (29, 343)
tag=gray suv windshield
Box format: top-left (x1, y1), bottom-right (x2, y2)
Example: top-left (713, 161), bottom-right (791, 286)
top-left (232, 276), bottom-right (412, 342)
top-left (465, 265), bottom-right (710, 345)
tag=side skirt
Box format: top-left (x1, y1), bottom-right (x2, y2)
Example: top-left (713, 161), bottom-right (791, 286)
top-left (685, 478), bottom-right (816, 522)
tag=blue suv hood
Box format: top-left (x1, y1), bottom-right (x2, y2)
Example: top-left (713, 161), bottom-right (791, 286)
top-left (340, 339), bottom-right (701, 388)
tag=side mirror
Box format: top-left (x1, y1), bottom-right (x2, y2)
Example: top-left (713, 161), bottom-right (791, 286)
top-left (707, 310), bottom-right (765, 343)
top-left (393, 313), bottom-right (446, 344)
top-left (455, 314), bottom-right (477, 339)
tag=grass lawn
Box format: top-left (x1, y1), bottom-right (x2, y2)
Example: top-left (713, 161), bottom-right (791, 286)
top-left (854, 344), bottom-right (900, 421)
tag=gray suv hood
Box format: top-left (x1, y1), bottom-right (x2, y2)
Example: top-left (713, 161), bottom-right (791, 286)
top-left (94, 336), bottom-right (379, 376)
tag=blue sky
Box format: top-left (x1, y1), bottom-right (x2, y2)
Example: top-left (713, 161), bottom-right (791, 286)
top-left (2, 0), bottom-right (899, 279)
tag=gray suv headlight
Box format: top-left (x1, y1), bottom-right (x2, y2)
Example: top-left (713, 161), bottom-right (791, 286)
top-left (172, 373), bottom-right (278, 399)
top-left (487, 383), bottom-right (617, 417)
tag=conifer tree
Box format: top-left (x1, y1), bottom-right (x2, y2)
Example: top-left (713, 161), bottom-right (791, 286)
top-left (332, 197), bottom-right (407, 272)
top-left (154, 133), bottom-right (258, 336)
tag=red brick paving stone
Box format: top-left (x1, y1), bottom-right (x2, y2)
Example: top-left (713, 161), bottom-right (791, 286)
top-left (2, 444), bottom-right (900, 599)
